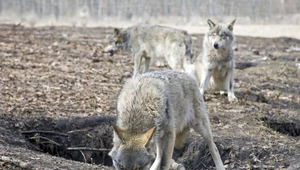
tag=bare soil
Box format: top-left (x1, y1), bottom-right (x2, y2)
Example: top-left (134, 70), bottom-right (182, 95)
top-left (0, 24), bottom-right (300, 170)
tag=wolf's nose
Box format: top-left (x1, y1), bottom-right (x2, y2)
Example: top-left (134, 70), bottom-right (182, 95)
top-left (214, 43), bottom-right (219, 49)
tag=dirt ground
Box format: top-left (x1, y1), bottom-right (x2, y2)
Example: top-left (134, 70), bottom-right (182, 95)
top-left (0, 24), bottom-right (300, 170)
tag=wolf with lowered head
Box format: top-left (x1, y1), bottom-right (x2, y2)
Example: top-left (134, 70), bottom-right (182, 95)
top-left (109, 70), bottom-right (225, 170)
top-left (103, 24), bottom-right (193, 76)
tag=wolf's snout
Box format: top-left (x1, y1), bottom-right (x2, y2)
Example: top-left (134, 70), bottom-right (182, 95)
top-left (103, 45), bottom-right (118, 56)
top-left (103, 45), bottom-right (114, 52)
top-left (213, 43), bottom-right (219, 49)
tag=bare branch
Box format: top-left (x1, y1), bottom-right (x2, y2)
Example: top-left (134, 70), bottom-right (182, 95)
top-left (21, 130), bottom-right (68, 137)
top-left (67, 147), bottom-right (111, 152)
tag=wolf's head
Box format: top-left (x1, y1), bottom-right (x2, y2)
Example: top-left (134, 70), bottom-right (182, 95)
top-left (206, 19), bottom-right (236, 50)
top-left (109, 126), bottom-right (156, 170)
top-left (103, 28), bottom-right (127, 55)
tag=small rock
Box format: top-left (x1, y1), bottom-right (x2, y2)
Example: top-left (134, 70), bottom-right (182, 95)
top-left (261, 56), bottom-right (268, 61)
top-left (267, 53), bottom-right (276, 60)
top-left (252, 49), bottom-right (259, 55)
top-left (246, 94), bottom-right (258, 102)
top-left (249, 87), bottom-right (260, 92)
top-left (92, 58), bottom-right (101, 63)
top-left (116, 62), bottom-right (122, 66)
top-left (15, 122), bottom-right (24, 128)
top-left (296, 63), bottom-right (300, 70)
top-left (61, 33), bottom-right (68, 38)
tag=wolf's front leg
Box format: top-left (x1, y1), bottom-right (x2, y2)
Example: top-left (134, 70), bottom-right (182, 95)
top-left (160, 131), bottom-right (176, 170)
top-left (227, 68), bottom-right (237, 102)
top-left (144, 57), bottom-right (151, 73)
top-left (149, 139), bottom-right (163, 170)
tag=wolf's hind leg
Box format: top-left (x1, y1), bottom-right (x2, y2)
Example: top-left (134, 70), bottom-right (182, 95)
top-left (133, 51), bottom-right (145, 76)
top-left (192, 103), bottom-right (225, 170)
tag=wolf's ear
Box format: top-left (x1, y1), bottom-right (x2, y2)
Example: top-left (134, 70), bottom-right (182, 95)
top-left (228, 19), bottom-right (236, 31)
top-left (112, 125), bottom-right (126, 144)
top-left (114, 28), bottom-right (120, 35)
top-left (141, 126), bottom-right (156, 146)
top-left (207, 19), bottom-right (216, 29)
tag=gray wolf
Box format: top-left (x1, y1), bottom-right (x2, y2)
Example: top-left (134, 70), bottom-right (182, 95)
top-left (192, 19), bottom-right (237, 102)
top-left (109, 70), bottom-right (225, 170)
top-left (103, 24), bottom-right (193, 76)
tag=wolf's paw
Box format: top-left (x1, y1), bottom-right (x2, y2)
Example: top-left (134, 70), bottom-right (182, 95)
top-left (155, 60), bottom-right (165, 67)
top-left (176, 164), bottom-right (185, 170)
top-left (228, 96), bottom-right (238, 103)
top-left (170, 159), bottom-right (185, 170)
top-left (170, 164), bottom-right (185, 170)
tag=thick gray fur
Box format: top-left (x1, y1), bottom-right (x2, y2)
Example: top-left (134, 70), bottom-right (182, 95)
top-left (109, 70), bottom-right (225, 170)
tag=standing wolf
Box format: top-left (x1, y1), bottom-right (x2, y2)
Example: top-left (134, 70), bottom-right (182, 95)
top-left (103, 24), bottom-right (193, 76)
top-left (193, 19), bottom-right (237, 102)
top-left (109, 71), bottom-right (225, 170)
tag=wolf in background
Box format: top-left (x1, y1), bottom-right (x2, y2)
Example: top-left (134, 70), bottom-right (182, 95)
top-left (109, 70), bottom-right (225, 170)
top-left (103, 24), bottom-right (193, 76)
top-left (189, 19), bottom-right (237, 102)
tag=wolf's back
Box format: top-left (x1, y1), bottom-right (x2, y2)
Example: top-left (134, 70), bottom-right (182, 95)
top-left (117, 70), bottom-right (201, 134)
top-left (128, 25), bottom-right (192, 52)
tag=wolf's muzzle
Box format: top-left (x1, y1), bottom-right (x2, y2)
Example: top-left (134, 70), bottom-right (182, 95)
top-left (103, 44), bottom-right (118, 56)
top-left (214, 43), bottom-right (219, 49)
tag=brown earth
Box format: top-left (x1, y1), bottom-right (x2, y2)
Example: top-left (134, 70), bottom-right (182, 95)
top-left (0, 24), bottom-right (299, 170)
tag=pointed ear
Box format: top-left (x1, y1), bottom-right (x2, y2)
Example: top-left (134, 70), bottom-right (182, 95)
top-left (112, 125), bottom-right (126, 144)
top-left (207, 19), bottom-right (216, 29)
top-left (228, 19), bottom-right (236, 31)
top-left (114, 28), bottom-right (120, 35)
top-left (141, 126), bottom-right (156, 146)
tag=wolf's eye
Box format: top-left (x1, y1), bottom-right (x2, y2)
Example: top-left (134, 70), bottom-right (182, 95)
top-left (221, 33), bottom-right (228, 38)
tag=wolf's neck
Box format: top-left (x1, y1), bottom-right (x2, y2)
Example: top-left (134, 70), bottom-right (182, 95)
top-left (214, 47), bottom-right (232, 56)
top-left (206, 44), bottom-right (233, 62)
